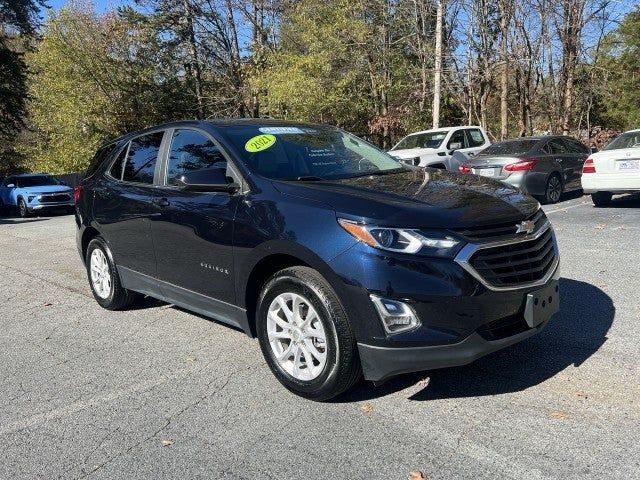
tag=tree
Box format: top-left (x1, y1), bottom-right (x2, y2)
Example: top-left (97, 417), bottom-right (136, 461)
top-left (432, 0), bottom-right (444, 128)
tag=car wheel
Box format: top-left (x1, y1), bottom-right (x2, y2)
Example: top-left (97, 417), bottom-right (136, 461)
top-left (591, 191), bottom-right (612, 207)
top-left (85, 237), bottom-right (138, 310)
top-left (256, 266), bottom-right (361, 401)
top-left (18, 198), bottom-right (30, 218)
top-left (543, 173), bottom-right (563, 204)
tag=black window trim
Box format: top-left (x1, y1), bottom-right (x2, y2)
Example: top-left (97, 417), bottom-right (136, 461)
top-left (105, 129), bottom-right (168, 187)
top-left (157, 126), bottom-right (247, 193)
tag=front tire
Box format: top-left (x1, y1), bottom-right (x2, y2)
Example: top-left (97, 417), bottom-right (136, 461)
top-left (591, 191), bottom-right (612, 207)
top-left (256, 266), bottom-right (361, 401)
top-left (85, 237), bottom-right (138, 310)
top-left (18, 198), bottom-right (30, 218)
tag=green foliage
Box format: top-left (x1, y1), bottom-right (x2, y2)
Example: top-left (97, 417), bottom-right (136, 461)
top-left (597, 8), bottom-right (640, 130)
top-left (20, 6), bottom-right (193, 174)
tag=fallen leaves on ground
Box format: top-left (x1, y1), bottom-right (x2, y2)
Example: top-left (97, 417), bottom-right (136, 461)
top-left (576, 391), bottom-right (589, 399)
top-left (595, 224), bottom-right (606, 229)
top-left (415, 377), bottom-right (430, 388)
top-left (408, 471), bottom-right (427, 480)
top-left (550, 410), bottom-right (569, 420)
top-left (186, 356), bottom-right (197, 362)
top-left (44, 302), bottom-right (53, 307)
top-left (161, 439), bottom-right (173, 447)
top-left (360, 403), bottom-right (374, 414)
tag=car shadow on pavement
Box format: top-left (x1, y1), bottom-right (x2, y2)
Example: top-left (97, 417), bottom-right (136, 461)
top-left (606, 192), bottom-right (640, 208)
top-left (0, 216), bottom-right (50, 225)
top-left (336, 278), bottom-right (614, 402)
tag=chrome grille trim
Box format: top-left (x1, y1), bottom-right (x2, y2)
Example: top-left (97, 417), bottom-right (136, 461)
top-left (454, 221), bottom-right (560, 291)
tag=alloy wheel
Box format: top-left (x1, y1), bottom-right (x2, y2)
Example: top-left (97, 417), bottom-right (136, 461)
top-left (266, 292), bottom-right (327, 381)
top-left (547, 175), bottom-right (562, 203)
top-left (90, 248), bottom-right (112, 299)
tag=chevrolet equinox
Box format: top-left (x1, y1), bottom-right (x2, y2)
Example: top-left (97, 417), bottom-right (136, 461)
top-left (75, 120), bottom-right (560, 400)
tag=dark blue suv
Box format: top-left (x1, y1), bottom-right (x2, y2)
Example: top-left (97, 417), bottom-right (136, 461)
top-left (76, 120), bottom-right (560, 400)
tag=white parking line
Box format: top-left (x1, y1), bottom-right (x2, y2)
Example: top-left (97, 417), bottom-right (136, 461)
top-left (544, 202), bottom-right (590, 214)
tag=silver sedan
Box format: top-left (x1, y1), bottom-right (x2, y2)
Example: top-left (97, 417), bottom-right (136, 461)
top-left (459, 135), bottom-right (589, 204)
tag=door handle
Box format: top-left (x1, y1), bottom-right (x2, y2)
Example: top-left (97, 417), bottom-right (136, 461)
top-left (153, 198), bottom-right (170, 208)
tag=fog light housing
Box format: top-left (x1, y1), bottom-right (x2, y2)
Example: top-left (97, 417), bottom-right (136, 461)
top-left (28, 196), bottom-right (36, 202)
top-left (370, 295), bottom-right (420, 334)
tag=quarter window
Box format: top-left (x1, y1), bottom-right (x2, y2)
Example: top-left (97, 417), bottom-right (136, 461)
top-left (109, 146), bottom-right (128, 180)
top-left (466, 129), bottom-right (485, 147)
top-left (546, 139), bottom-right (568, 155)
top-left (122, 132), bottom-right (164, 184)
top-left (166, 129), bottom-right (227, 186)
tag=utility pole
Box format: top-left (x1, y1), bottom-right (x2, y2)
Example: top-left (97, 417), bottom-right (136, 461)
top-left (432, 0), bottom-right (445, 128)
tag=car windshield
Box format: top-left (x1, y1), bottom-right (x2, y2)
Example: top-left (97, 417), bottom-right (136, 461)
top-left (391, 131), bottom-right (447, 150)
top-left (603, 131), bottom-right (640, 151)
top-left (15, 175), bottom-right (60, 187)
top-left (221, 125), bottom-right (404, 181)
top-left (480, 139), bottom-right (538, 156)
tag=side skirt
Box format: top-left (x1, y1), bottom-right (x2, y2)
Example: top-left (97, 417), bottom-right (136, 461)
top-left (119, 267), bottom-right (252, 337)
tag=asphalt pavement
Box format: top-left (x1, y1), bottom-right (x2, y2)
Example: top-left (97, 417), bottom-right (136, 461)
top-left (0, 193), bottom-right (638, 480)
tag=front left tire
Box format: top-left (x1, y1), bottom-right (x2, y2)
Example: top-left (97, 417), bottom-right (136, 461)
top-left (256, 266), bottom-right (361, 401)
top-left (85, 237), bottom-right (138, 310)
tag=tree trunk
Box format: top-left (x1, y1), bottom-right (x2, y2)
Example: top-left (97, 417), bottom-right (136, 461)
top-left (432, 0), bottom-right (444, 128)
top-left (183, 0), bottom-right (205, 119)
top-left (498, 0), bottom-right (510, 140)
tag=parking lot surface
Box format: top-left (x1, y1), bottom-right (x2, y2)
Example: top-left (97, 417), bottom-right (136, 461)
top-left (1, 193), bottom-right (639, 480)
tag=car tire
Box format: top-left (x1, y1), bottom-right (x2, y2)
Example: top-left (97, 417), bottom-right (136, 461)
top-left (85, 237), bottom-right (138, 310)
top-left (256, 266), bottom-right (361, 401)
top-left (18, 198), bottom-right (30, 218)
top-left (591, 191), bottom-right (612, 207)
top-left (542, 173), bottom-right (563, 204)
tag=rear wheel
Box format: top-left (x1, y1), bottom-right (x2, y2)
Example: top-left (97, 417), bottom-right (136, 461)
top-left (542, 173), bottom-right (563, 204)
top-left (18, 198), bottom-right (30, 218)
top-left (86, 237), bottom-right (138, 310)
top-left (256, 266), bottom-right (361, 401)
top-left (591, 191), bottom-right (612, 207)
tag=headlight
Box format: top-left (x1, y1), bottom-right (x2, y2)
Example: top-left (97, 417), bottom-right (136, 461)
top-left (338, 219), bottom-right (462, 257)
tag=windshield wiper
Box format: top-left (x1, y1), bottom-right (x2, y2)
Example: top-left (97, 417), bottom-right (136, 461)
top-left (349, 168), bottom-right (406, 178)
top-left (294, 176), bottom-right (326, 181)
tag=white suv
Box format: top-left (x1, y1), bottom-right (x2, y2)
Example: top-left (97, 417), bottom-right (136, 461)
top-left (389, 126), bottom-right (491, 170)
top-left (581, 129), bottom-right (640, 206)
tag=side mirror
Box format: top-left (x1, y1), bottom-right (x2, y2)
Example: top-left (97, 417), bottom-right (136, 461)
top-left (175, 168), bottom-right (239, 194)
top-left (449, 142), bottom-right (463, 152)
top-left (590, 147), bottom-right (598, 154)
top-left (6, 183), bottom-right (15, 189)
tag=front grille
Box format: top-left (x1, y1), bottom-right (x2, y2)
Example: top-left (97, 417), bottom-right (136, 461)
top-left (40, 194), bottom-right (70, 203)
top-left (453, 209), bottom-right (546, 242)
top-left (469, 227), bottom-right (557, 288)
top-left (477, 315), bottom-right (530, 341)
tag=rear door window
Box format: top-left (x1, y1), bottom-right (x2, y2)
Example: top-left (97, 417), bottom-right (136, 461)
top-left (466, 129), bottom-right (486, 147)
top-left (122, 132), bottom-right (165, 184)
top-left (166, 129), bottom-right (227, 186)
top-left (546, 139), bottom-right (569, 155)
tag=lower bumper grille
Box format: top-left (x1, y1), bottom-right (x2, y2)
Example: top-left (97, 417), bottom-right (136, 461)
top-left (40, 194), bottom-right (71, 203)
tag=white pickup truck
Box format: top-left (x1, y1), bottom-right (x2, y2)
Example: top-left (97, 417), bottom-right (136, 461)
top-left (389, 126), bottom-right (491, 170)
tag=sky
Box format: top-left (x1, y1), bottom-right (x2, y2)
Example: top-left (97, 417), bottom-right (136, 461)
top-left (45, 0), bottom-right (129, 14)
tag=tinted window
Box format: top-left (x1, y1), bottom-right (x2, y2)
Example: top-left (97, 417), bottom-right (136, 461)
top-left (122, 132), bottom-right (164, 184)
top-left (15, 175), bottom-right (59, 187)
top-left (466, 129), bottom-right (485, 147)
top-left (482, 139), bottom-right (538, 156)
top-left (2, 177), bottom-right (13, 187)
top-left (563, 138), bottom-right (589, 154)
top-left (86, 143), bottom-right (117, 179)
top-left (221, 126), bottom-right (402, 181)
top-left (547, 139), bottom-right (568, 154)
top-left (447, 130), bottom-right (466, 149)
top-left (167, 130), bottom-right (226, 185)
top-left (109, 146), bottom-right (128, 180)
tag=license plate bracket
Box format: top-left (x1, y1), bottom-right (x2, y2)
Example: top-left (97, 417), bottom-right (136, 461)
top-left (524, 281), bottom-right (560, 328)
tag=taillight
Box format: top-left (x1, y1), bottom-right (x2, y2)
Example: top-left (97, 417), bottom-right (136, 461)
top-left (504, 159), bottom-right (538, 172)
top-left (458, 164), bottom-right (471, 174)
top-left (73, 185), bottom-right (83, 203)
top-left (583, 158), bottom-right (596, 173)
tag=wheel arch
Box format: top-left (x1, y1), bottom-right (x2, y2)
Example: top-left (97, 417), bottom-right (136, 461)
top-left (81, 226), bottom-right (101, 262)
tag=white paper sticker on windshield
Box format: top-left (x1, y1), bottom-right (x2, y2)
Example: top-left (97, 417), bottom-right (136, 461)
top-left (259, 127), bottom-right (305, 135)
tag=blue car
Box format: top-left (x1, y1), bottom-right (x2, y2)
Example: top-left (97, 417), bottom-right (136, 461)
top-left (0, 173), bottom-right (75, 217)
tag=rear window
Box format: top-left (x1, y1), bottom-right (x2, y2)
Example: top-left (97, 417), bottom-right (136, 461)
top-left (482, 139), bottom-right (538, 156)
top-left (86, 143), bottom-right (117, 179)
top-left (604, 131), bottom-right (640, 151)
top-left (122, 132), bottom-right (164, 184)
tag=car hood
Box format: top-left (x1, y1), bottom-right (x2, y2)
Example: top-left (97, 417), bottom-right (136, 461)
top-left (19, 185), bottom-right (72, 194)
top-left (388, 148), bottom-right (441, 160)
top-left (273, 168), bottom-right (539, 229)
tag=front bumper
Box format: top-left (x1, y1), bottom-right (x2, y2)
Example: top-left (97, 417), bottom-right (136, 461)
top-left (358, 319), bottom-right (548, 382)
top-left (30, 201), bottom-right (74, 210)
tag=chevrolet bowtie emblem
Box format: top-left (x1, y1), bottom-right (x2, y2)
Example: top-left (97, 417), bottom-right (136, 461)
top-left (515, 220), bottom-right (535, 234)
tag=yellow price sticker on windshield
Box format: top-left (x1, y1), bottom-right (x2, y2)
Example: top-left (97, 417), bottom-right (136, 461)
top-left (245, 134), bottom-right (276, 152)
